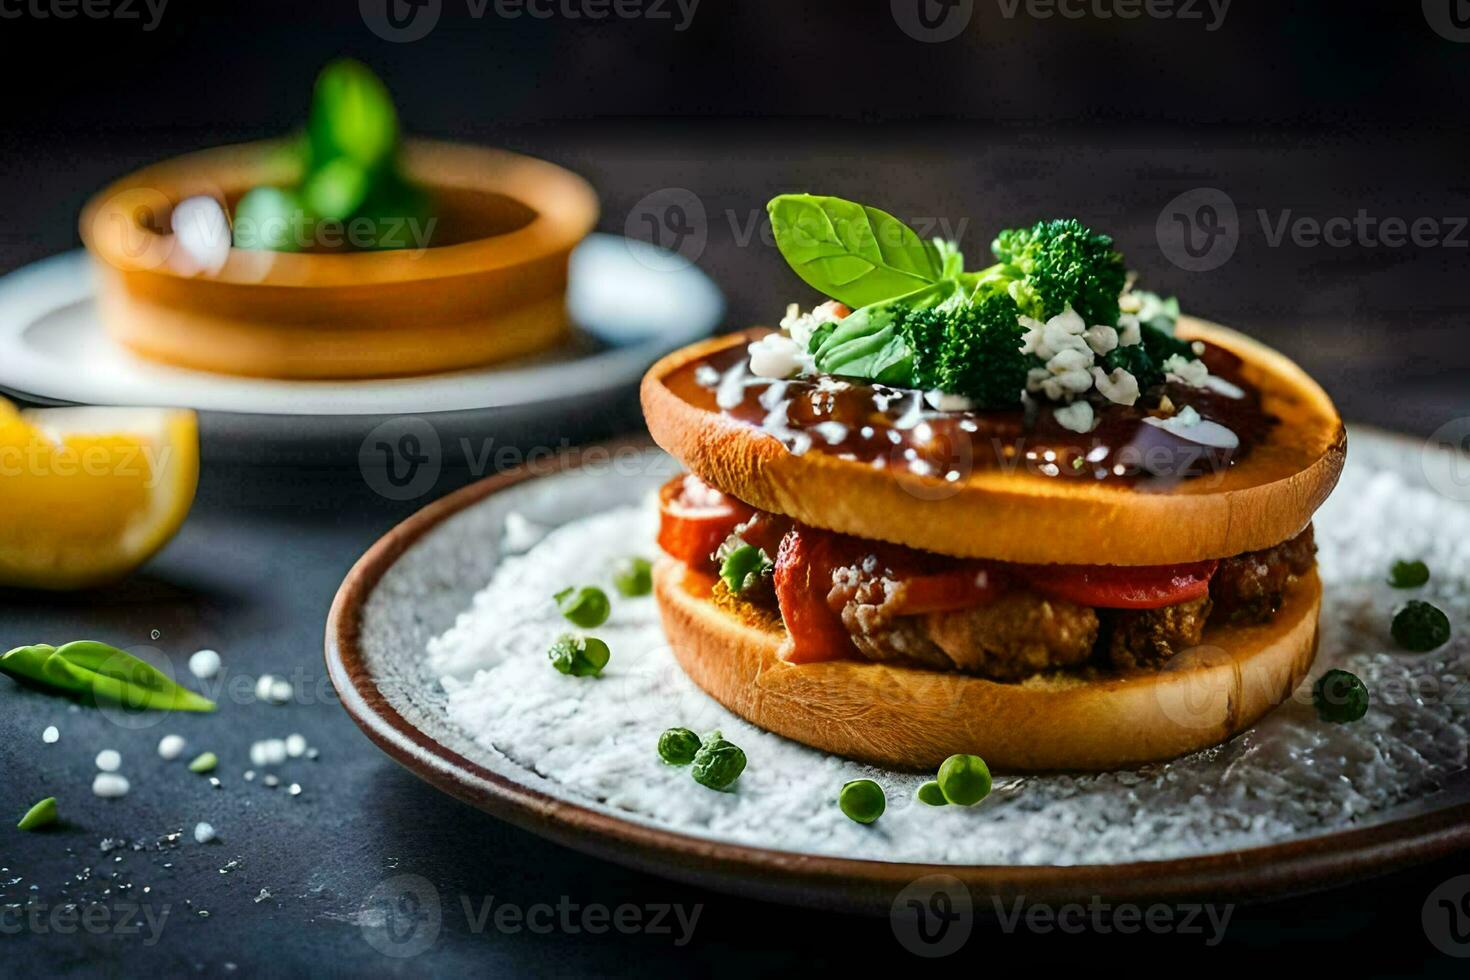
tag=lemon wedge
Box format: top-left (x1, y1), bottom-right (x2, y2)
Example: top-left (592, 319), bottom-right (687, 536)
top-left (0, 400), bottom-right (199, 590)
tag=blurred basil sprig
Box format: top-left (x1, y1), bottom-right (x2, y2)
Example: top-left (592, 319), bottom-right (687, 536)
top-left (233, 59), bottom-right (431, 252)
top-left (0, 641), bottom-right (216, 712)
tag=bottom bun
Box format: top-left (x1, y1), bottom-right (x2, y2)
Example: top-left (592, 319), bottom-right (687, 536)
top-left (653, 560), bottom-right (1321, 771)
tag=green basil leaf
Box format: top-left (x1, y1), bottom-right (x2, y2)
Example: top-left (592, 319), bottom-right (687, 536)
top-left (767, 194), bottom-right (943, 308)
top-left (1, 641), bottom-right (216, 713)
top-left (307, 58), bottom-right (399, 173)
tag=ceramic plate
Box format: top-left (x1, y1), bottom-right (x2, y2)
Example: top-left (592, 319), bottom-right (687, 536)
top-left (325, 430), bottom-right (1470, 913)
top-left (0, 235), bottom-right (722, 456)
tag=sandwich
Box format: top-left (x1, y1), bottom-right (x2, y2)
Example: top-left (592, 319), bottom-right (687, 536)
top-left (641, 195), bottom-right (1345, 771)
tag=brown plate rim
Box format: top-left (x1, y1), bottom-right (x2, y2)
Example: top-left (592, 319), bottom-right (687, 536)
top-left (324, 431), bottom-right (1470, 914)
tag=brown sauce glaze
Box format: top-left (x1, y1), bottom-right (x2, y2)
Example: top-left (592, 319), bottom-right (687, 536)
top-left (667, 333), bottom-right (1276, 487)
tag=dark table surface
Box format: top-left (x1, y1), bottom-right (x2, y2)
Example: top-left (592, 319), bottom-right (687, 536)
top-left (4, 121), bottom-right (1470, 975)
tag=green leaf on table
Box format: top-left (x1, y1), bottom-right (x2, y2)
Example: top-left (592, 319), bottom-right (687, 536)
top-left (767, 194), bottom-right (943, 309)
top-left (0, 641), bottom-right (216, 713)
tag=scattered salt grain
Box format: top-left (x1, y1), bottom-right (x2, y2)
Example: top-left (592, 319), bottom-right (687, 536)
top-left (285, 734), bottom-right (307, 758)
top-left (254, 675), bottom-right (276, 701)
top-left (95, 749), bottom-right (121, 772)
top-left (193, 822), bottom-right (217, 844)
top-left (157, 734), bottom-right (186, 760)
top-left (92, 773), bottom-right (130, 798)
top-left (263, 774), bottom-right (280, 788)
top-left (254, 888), bottom-right (272, 904)
top-left (42, 726), bottom-right (59, 744)
top-left (288, 783), bottom-right (302, 797)
top-left (268, 678), bottom-right (293, 704)
top-left (188, 649), bottom-right (222, 680)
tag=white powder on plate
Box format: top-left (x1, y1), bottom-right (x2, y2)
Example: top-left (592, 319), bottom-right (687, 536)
top-left (427, 461), bottom-right (1470, 866)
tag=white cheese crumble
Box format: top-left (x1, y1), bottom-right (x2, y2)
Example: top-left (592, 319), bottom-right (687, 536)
top-left (1163, 354), bottom-right (1211, 387)
top-left (42, 725), bottom-right (59, 744)
top-left (92, 773), bottom-right (130, 798)
top-left (1091, 366), bottom-right (1140, 406)
top-left (193, 822), bottom-right (217, 844)
top-left (1053, 400), bottom-right (1096, 433)
top-left (95, 749), bottom-right (121, 772)
top-left (924, 389), bottom-right (975, 412)
top-left (168, 195), bottom-right (231, 277)
top-left (188, 649), bottom-right (221, 680)
top-left (747, 332), bottom-right (810, 380)
top-left (778, 300), bottom-right (844, 349)
top-left (285, 733), bottom-right (307, 758)
top-left (256, 675), bottom-right (294, 704)
top-left (157, 734), bottom-right (187, 760)
top-left (1021, 305), bottom-right (1140, 408)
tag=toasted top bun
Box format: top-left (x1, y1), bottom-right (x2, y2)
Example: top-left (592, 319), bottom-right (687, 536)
top-left (641, 317), bottom-right (1345, 565)
top-left (654, 559), bottom-right (1321, 771)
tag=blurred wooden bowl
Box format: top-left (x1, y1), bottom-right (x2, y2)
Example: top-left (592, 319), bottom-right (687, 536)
top-left (80, 140), bottom-right (599, 380)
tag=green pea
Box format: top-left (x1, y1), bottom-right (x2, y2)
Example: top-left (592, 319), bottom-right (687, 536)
top-left (17, 796), bottom-right (58, 831)
top-left (916, 780), bottom-right (948, 806)
top-left (613, 557), bottom-right (654, 598)
top-left (658, 727), bottom-right (700, 766)
top-left (1388, 560), bottom-right (1430, 589)
top-left (838, 779), bottom-right (886, 824)
top-left (691, 731), bottom-right (746, 790)
top-left (188, 751), bottom-right (218, 774)
top-left (936, 753), bottom-right (992, 806)
top-left (718, 543), bottom-right (771, 595)
top-left (554, 586), bottom-right (610, 629)
top-left (1313, 669), bottom-right (1369, 723)
top-left (547, 634), bottom-right (611, 678)
top-left (1391, 600), bottom-right (1451, 652)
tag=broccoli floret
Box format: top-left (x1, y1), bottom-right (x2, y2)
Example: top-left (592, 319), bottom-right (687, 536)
top-left (984, 218), bottom-right (1126, 328)
top-left (896, 293), bottom-right (1028, 409)
top-left (1104, 321), bottom-right (1195, 388)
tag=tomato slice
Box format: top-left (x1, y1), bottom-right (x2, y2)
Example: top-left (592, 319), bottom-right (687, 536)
top-left (656, 475), bottom-right (754, 571)
top-left (773, 526), bottom-right (858, 663)
top-left (1018, 560), bottom-right (1218, 610)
